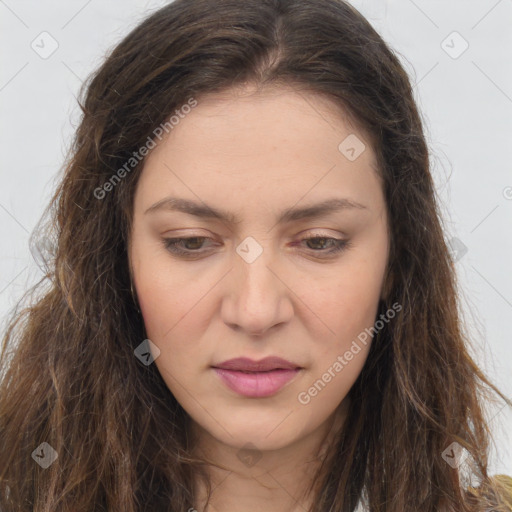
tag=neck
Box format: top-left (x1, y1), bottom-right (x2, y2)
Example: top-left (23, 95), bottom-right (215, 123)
top-left (190, 398), bottom-right (350, 512)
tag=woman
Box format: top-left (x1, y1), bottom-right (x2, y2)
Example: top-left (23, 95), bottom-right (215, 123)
top-left (0, 0), bottom-right (511, 510)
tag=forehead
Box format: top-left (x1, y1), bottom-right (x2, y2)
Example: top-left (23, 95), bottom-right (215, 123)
top-left (174, 83), bottom-right (372, 153)
top-left (134, 84), bottom-right (383, 217)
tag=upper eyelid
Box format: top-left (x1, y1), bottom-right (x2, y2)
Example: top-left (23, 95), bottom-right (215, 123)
top-left (163, 232), bottom-right (346, 243)
top-left (161, 227), bottom-right (347, 238)
top-left (162, 234), bottom-right (348, 250)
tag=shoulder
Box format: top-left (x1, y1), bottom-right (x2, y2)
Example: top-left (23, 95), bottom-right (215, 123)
top-left (354, 475), bottom-right (512, 511)
top-left (465, 474), bottom-right (512, 509)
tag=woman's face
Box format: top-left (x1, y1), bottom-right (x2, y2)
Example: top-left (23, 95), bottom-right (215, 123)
top-left (129, 85), bottom-right (389, 452)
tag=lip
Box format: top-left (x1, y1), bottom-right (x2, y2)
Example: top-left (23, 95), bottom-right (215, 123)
top-left (213, 356), bottom-right (301, 372)
top-left (212, 357), bottom-right (303, 398)
top-left (213, 368), bottom-right (301, 397)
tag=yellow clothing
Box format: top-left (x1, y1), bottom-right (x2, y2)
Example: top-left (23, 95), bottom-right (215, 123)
top-left (466, 474), bottom-right (512, 509)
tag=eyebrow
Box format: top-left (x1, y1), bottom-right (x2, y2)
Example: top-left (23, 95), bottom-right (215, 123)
top-left (144, 196), bottom-right (367, 224)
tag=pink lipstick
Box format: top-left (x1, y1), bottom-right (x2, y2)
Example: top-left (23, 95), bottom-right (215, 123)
top-left (212, 356), bottom-right (302, 398)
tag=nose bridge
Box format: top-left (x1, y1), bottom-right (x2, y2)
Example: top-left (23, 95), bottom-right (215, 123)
top-left (224, 236), bottom-right (291, 335)
top-left (238, 247), bottom-right (273, 303)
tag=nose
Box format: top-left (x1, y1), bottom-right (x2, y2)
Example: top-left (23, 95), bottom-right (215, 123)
top-left (221, 245), bottom-right (294, 336)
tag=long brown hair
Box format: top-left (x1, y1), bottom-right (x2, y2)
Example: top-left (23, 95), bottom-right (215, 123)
top-left (1, 0), bottom-right (511, 510)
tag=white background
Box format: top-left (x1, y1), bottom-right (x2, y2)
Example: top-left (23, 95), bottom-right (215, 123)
top-left (1, 0), bottom-right (511, 474)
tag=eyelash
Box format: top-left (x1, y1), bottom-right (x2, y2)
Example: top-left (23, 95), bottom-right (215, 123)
top-left (161, 235), bottom-right (351, 258)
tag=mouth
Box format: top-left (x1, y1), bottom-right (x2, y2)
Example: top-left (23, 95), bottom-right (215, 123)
top-left (212, 356), bottom-right (302, 373)
top-left (212, 367), bottom-right (302, 398)
top-left (227, 369), bottom-right (286, 373)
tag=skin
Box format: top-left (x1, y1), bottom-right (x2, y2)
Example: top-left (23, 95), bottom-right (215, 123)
top-left (128, 83), bottom-right (390, 512)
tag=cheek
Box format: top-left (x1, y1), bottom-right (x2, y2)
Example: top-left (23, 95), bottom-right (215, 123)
top-left (135, 253), bottom-right (208, 341)
top-left (301, 295), bottom-right (374, 410)
top-left (304, 257), bottom-right (384, 383)
top-left (134, 260), bottom-right (218, 382)
top-left (136, 271), bottom-right (204, 395)
top-left (307, 226), bottom-right (388, 336)
top-left (311, 264), bottom-right (383, 338)
top-left (137, 275), bottom-right (182, 341)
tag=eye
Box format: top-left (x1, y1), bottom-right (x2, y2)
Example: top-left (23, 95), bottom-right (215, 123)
top-left (162, 236), bottom-right (214, 257)
top-left (161, 234), bottom-right (351, 258)
top-left (293, 235), bottom-right (351, 256)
